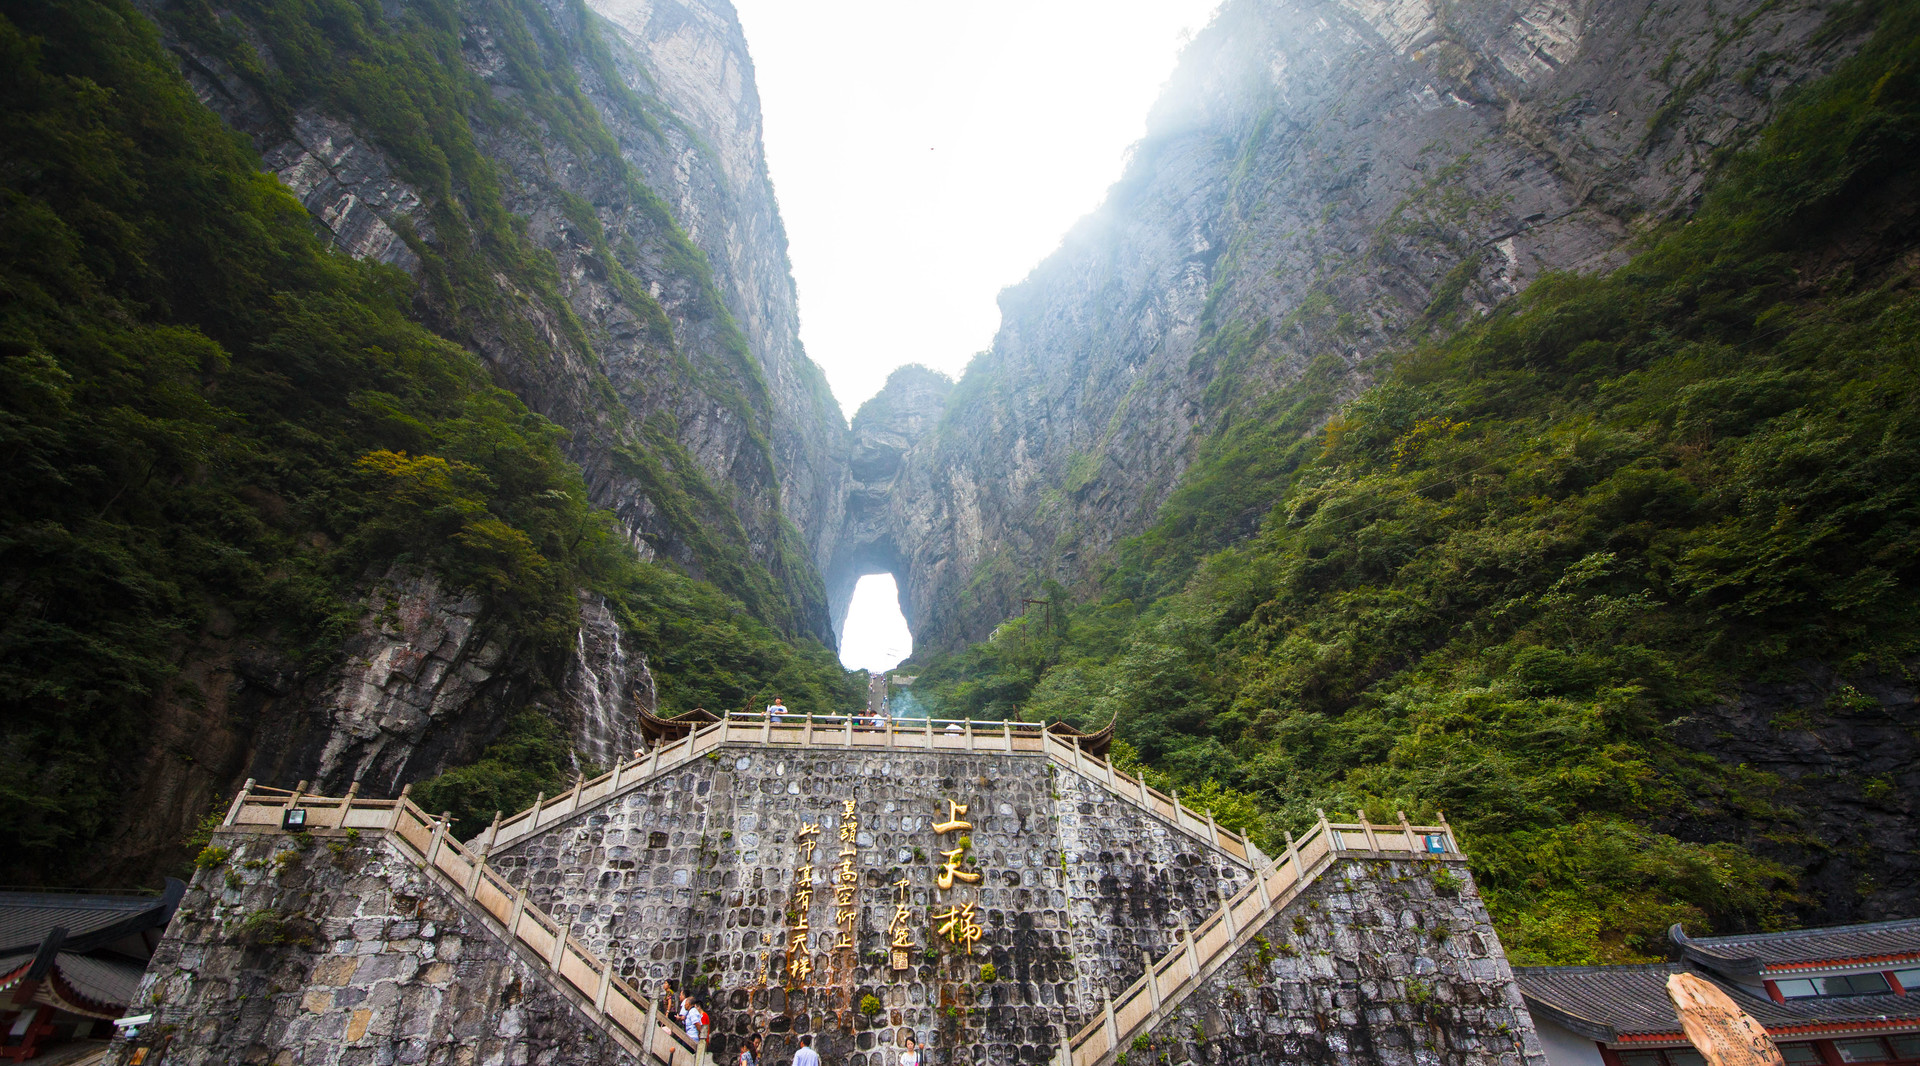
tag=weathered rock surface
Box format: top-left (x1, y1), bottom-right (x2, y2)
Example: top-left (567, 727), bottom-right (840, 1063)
top-left (862, 0), bottom-right (1875, 651)
top-left (1663, 667), bottom-right (1920, 925)
top-left (826, 366), bottom-right (953, 642)
top-left (487, 745), bottom-right (1255, 1066)
top-left (1135, 858), bottom-right (1545, 1066)
top-left (133, 826), bottom-right (631, 1066)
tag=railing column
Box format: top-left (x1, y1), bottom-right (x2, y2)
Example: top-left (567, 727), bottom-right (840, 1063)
top-left (1101, 995), bottom-right (1118, 1053)
top-left (1005, 721), bottom-right (1014, 753)
top-left (1144, 953), bottom-right (1161, 1011)
top-left (394, 784), bottom-right (411, 831)
top-left (425, 812), bottom-right (448, 865)
top-left (223, 779), bottom-right (255, 827)
top-left (763, 713), bottom-right (772, 745)
top-left (648, 744), bottom-right (661, 778)
top-left (1139, 773), bottom-right (1151, 809)
top-left (924, 716), bottom-right (933, 748)
top-left (1357, 810), bottom-right (1380, 852)
top-left (1317, 809), bottom-right (1339, 850)
top-left (569, 772), bottom-right (585, 815)
top-left (595, 959), bottom-right (614, 1014)
top-left (1286, 830), bottom-right (1305, 883)
top-left (530, 792), bottom-right (545, 831)
top-left (1057, 1025), bottom-right (1073, 1066)
top-left (1399, 810), bottom-right (1418, 853)
top-left (1222, 895), bottom-right (1237, 940)
top-left (804, 713), bottom-right (814, 747)
top-left (1180, 918), bottom-right (1199, 977)
top-left (845, 714), bottom-right (854, 747)
top-left (964, 718), bottom-right (974, 751)
top-left (645, 995), bottom-right (659, 1047)
top-left (507, 885), bottom-right (528, 939)
top-left (1438, 809), bottom-right (1455, 853)
top-left (1205, 809), bottom-right (1218, 847)
top-left (1255, 864), bottom-right (1271, 909)
top-left (551, 918), bottom-right (570, 967)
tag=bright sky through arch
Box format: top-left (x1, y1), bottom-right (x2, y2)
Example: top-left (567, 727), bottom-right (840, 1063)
top-left (733, 0), bottom-right (1223, 417)
top-left (839, 573), bottom-right (913, 672)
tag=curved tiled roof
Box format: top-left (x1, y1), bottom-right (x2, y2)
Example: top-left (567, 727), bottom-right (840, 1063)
top-left (54, 953), bottom-right (147, 1007)
top-left (1514, 963), bottom-right (1920, 1043)
top-left (1673, 919), bottom-right (1920, 974)
top-left (0, 890), bottom-right (174, 955)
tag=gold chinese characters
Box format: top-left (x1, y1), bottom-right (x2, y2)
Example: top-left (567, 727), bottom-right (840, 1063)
top-left (835, 799), bottom-right (859, 949)
top-left (933, 901), bottom-right (983, 949)
top-left (786, 822), bottom-right (820, 982)
top-left (889, 875), bottom-right (914, 970)
top-left (933, 799), bottom-right (981, 892)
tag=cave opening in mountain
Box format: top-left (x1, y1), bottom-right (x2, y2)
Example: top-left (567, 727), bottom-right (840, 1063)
top-left (838, 573), bottom-right (913, 673)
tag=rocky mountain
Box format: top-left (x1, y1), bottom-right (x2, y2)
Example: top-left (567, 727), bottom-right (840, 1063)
top-left (852, 0), bottom-right (1878, 652)
top-left (0, 0), bottom-right (860, 885)
top-left (142, 0), bottom-right (844, 640)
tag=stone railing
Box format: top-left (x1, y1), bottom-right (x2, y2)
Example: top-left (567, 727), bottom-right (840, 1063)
top-left (1058, 810), bottom-right (1463, 1066)
top-left (468, 713), bottom-right (1260, 866)
top-left (222, 783), bottom-right (701, 1066)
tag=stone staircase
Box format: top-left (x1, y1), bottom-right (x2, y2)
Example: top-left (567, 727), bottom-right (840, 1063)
top-left (1055, 810), bottom-right (1465, 1066)
top-left (221, 783), bottom-right (701, 1066)
top-left (464, 714), bottom-right (1263, 867)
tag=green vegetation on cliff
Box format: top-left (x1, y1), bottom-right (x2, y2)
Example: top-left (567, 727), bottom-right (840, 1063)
top-left (914, 3), bottom-right (1920, 964)
top-left (0, 0), bottom-right (853, 878)
top-left (158, 0), bottom-right (826, 638)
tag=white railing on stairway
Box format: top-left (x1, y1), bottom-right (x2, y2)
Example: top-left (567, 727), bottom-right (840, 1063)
top-left (222, 783), bottom-right (702, 1066)
top-left (1058, 809), bottom-right (1462, 1066)
top-left (457, 712), bottom-right (1259, 865)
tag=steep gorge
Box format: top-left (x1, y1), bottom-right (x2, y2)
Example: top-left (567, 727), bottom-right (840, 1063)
top-left (3, 0), bottom-right (1915, 969)
top-left (844, 0), bottom-right (1876, 652)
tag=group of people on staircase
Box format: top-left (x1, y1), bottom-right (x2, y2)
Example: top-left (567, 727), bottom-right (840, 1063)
top-left (663, 981), bottom-right (920, 1066)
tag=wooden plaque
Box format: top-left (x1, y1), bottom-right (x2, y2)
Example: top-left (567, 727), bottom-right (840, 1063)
top-left (1665, 972), bottom-right (1785, 1066)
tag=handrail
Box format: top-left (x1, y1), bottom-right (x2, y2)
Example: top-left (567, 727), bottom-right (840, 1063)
top-left (1058, 810), bottom-right (1462, 1066)
top-left (220, 784), bottom-right (701, 1066)
top-left (466, 713), bottom-right (1253, 861)
top-left (227, 717), bottom-right (1262, 872)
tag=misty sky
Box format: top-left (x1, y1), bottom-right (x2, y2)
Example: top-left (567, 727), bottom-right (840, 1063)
top-left (733, 0), bottom-right (1223, 419)
top-left (730, 0), bottom-right (1222, 674)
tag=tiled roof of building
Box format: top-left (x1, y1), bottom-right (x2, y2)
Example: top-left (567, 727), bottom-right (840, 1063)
top-left (53, 953), bottom-right (147, 1007)
top-left (1514, 963), bottom-right (1920, 1043)
top-left (1673, 919), bottom-right (1920, 973)
top-left (0, 891), bottom-right (173, 960)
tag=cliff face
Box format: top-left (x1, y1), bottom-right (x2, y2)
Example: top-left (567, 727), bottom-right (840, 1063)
top-left (67, 0), bottom-right (848, 886)
top-left (142, 0), bottom-right (843, 639)
top-left (824, 366), bottom-right (953, 642)
top-left (869, 0), bottom-right (1871, 651)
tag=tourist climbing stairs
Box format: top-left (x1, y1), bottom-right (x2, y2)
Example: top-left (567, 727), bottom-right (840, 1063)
top-left (468, 712), bottom-right (1264, 868)
top-left (1055, 811), bottom-right (1464, 1066)
top-left (221, 783), bottom-right (701, 1066)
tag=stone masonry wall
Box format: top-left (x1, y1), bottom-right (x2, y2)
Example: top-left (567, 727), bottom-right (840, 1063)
top-left (129, 826), bottom-right (632, 1066)
top-left (1134, 858), bottom-right (1548, 1066)
top-left (486, 746), bottom-right (1254, 1066)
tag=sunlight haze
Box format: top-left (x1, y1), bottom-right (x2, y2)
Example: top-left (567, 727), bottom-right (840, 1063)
top-left (733, 0), bottom-right (1223, 417)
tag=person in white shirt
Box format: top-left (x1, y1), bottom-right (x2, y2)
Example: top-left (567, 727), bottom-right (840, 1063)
top-left (768, 696), bottom-right (789, 719)
top-left (899, 1033), bottom-right (921, 1066)
top-left (792, 1034), bottom-right (821, 1066)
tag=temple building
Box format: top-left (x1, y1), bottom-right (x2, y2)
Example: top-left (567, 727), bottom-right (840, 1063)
top-left (0, 883), bottom-right (183, 1062)
top-left (1518, 919), bottom-right (1920, 1066)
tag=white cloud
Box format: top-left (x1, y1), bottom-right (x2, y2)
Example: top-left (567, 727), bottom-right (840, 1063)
top-left (734, 0), bottom-right (1223, 417)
